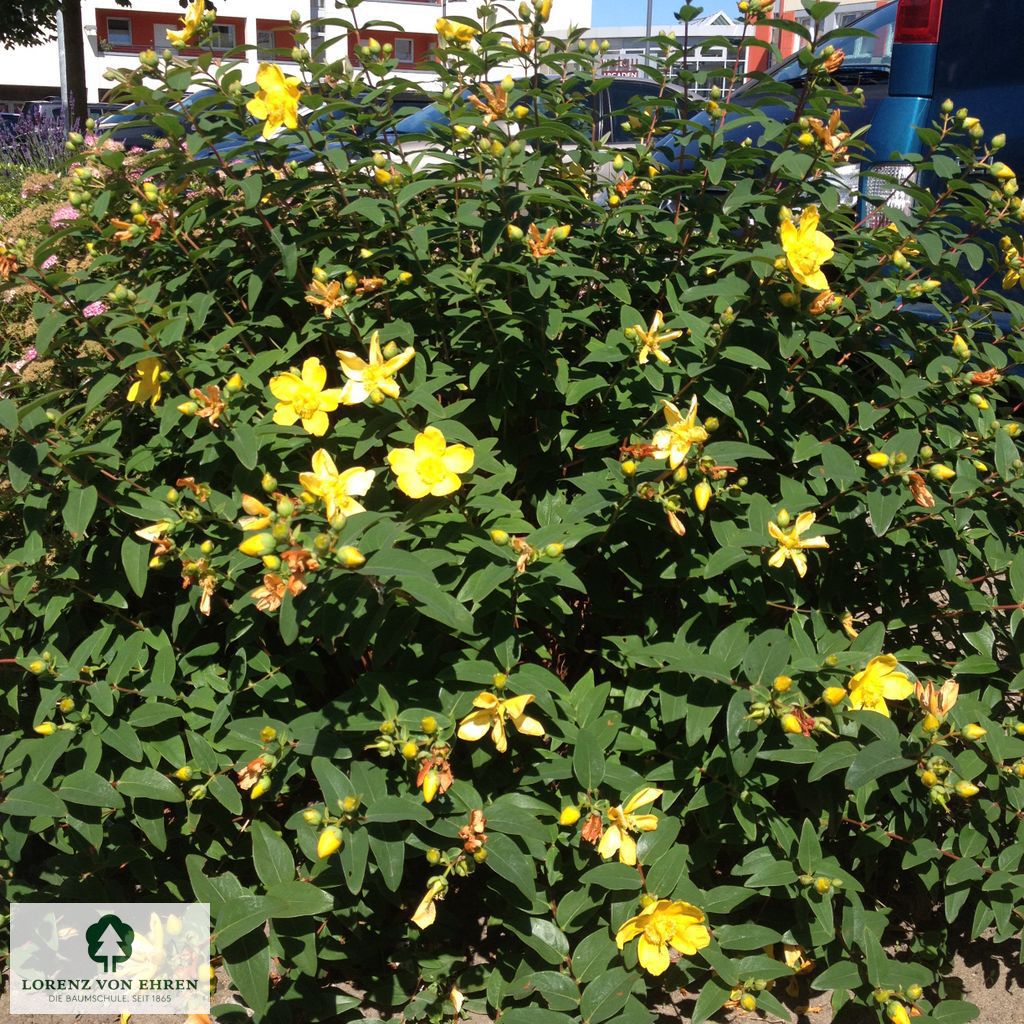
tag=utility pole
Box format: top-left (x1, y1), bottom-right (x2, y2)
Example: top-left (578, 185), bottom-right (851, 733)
top-left (644, 0), bottom-right (654, 63)
top-left (56, 8), bottom-right (69, 126)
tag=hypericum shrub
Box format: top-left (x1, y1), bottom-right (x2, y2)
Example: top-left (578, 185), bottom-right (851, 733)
top-left (2, 1), bottom-right (1023, 1021)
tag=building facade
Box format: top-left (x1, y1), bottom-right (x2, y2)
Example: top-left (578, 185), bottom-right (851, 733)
top-left (582, 11), bottom-right (748, 101)
top-left (0, 1), bottom-right (591, 111)
top-left (754, 0), bottom-right (892, 65)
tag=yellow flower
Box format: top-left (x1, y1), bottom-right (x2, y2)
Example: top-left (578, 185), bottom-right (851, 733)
top-left (411, 880), bottom-right (446, 929)
top-left (767, 511), bottom-right (829, 578)
top-left (847, 655), bottom-right (915, 717)
top-left (866, 452), bottom-right (889, 469)
top-left (615, 899), bottom-right (711, 976)
top-left (268, 357), bottom-right (342, 436)
top-left (915, 678), bottom-right (959, 722)
top-left (336, 332), bottom-right (415, 405)
top-left (436, 17), bottom-right (476, 44)
top-left (387, 426), bottom-right (474, 499)
top-left (238, 494), bottom-right (273, 532)
top-left (652, 396), bottom-right (708, 469)
top-left (780, 205), bottom-right (834, 291)
top-left (634, 310), bottom-right (682, 365)
top-left (246, 64), bottom-right (301, 140)
top-left (559, 806), bottom-right (581, 826)
top-left (166, 0), bottom-right (204, 47)
top-left (597, 787), bottom-right (662, 866)
top-left (457, 692), bottom-right (543, 753)
top-left (127, 357), bottom-right (164, 408)
top-left (298, 450), bottom-right (375, 521)
top-left (305, 279), bottom-right (347, 319)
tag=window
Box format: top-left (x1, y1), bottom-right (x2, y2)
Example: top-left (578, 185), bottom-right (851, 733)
top-left (209, 24), bottom-right (236, 50)
top-left (153, 24), bottom-right (177, 48)
top-left (106, 16), bottom-right (132, 47)
top-left (394, 37), bottom-right (415, 64)
top-left (257, 29), bottom-right (275, 56)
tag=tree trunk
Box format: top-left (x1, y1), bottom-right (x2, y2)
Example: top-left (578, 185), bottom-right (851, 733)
top-left (61, 0), bottom-right (88, 127)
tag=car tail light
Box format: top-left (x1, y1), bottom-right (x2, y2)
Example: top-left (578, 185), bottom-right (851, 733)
top-left (863, 163), bottom-right (917, 228)
top-left (894, 0), bottom-right (944, 44)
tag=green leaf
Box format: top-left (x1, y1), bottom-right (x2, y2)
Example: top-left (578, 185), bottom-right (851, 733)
top-left (579, 968), bottom-right (633, 1024)
top-left (363, 796), bottom-right (431, 824)
top-left (215, 895), bottom-right (267, 949)
top-left (117, 766), bottom-right (185, 803)
top-left (571, 931), bottom-right (616, 984)
top-left (252, 820), bottom-right (295, 888)
top-left (62, 485), bottom-right (99, 537)
top-left (0, 781), bottom-right (68, 818)
top-left (222, 928), bottom-right (269, 1017)
top-left (120, 536), bottom-right (149, 598)
top-left (811, 960), bottom-right (863, 992)
top-left (264, 880), bottom-right (333, 918)
top-left (845, 739), bottom-right (913, 790)
top-left (572, 726), bottom-right (606, 790)
top-left (59, 770), bottom-right (124, 809)
top-left (485, 833), bottom-right (537, 900)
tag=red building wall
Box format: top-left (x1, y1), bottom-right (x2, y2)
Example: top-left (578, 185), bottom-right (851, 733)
top-left (96, 7), bottom-right (246, 54)
top-left (347, 28), bottom-right (437, 71)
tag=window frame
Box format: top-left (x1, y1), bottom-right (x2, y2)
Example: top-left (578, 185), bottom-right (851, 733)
top-left (105, 15), bottom-right (132, 47)
top-left (393, 37), bottom-right (415, 65)
top-left (208, 23), bottom-right (237, 51)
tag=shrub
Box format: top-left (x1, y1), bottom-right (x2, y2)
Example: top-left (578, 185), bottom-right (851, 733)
top-left (2, 2), bottom-right (1023, 1022)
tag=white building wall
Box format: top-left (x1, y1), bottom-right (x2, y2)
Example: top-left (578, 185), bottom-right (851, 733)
top-left (0, 1), bottom-right (592, 108)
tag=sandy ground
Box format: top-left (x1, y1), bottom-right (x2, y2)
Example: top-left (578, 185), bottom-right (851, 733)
top-left (2, 944), bottom-right (1021, 1024)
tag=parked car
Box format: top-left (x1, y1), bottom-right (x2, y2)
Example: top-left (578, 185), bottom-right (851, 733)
top-left (859, 0), bottom-right (1023, 222)
top-left (21, 98), bottom-right (122, 124)
top-left (95, 89), bottom-right (229, 150)
top-left (193, 90), bottom-right (436, 165)
top-left (655, 1), bottom-right (897, 196)
top-left (390, 76), bottom-right (678, 153)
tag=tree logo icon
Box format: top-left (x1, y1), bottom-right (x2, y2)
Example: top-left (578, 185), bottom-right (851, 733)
top-left (85, 914), bottom-right (134, 972)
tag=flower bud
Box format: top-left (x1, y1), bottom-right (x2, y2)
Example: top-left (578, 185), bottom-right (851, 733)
top-left (422, 770), bottom-right (441, 804)
top-left (822, 687), bottom-right (846, 707)
top-left (772, 675), bottom-right (793, 693)
top-left (174, 766), bottom-right (194, 781)
top-left (919, 769), bottom-right (939, 788)
top-left (262, 555), bottom-right (281, 571)
top-left (739, 995), bottom-right (757, 1012)
top-left (930, 464), bottom-right (956, 481)
top-left (260, 726), bottom-right (278, 743)
top-left (780, 713), bottom-right (802, 735)
top-left (334, 546), bottom-right (364, 569)
top-left (401, 740), bottom-right (419, 760)
top-left (962, 723), bottom-right (987, 741)
top-left (922, 713), bottom-right (940, 734)
top-left (694, 480), bottom-right (712, 512)
top-left (317, 826), bottom-right (344, 859)
top-left (34, 722), bottom-right (57, 736)
top-left (886, 1002), bottom-right (911, 1024)
top-left (814, 876), bottom-right (831, 894)
top-left (866, 452), bottom-right (889, 469)
top-left (492, 672), bottom-right (507, 690)
top-left (426, 847), bottom-right (442, 865)
top-left (545, 543), bottom-right (564, 557)
top-left (250, 775), bottom-right (271, 799)
top-left (239, 532), bottom-right (277, 557)
top-left (490, 528), bottom-right (510, 545)
top-left (28, 659), bottom-right (46, 675)
top-left (621, 459), bottom-right (637, 477)
top-left (906, 985), bottom-right (923, 1002)
top-left (58, 697), bottom-right (74, 713)
top-left (559, 805), bottom-right (581, 826)
top-left (473, 847), bottom-right (488, 863)
top-left (302, 807), bottom-right (322, 826)
top-left (552, 225), bottom-right (572, 241)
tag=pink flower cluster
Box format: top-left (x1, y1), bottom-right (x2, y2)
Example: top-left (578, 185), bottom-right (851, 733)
top-left (82, 300), bottom-right (108, 319)
top-left (50, 204), bottom-right (79, 229)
